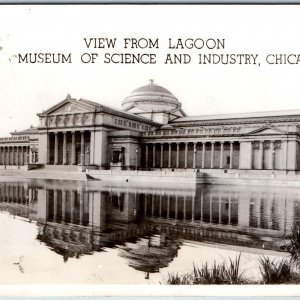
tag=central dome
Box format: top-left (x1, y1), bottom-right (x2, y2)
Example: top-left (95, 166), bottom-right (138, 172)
top-left (122, 79), bottom-right (179, 109)
top-left (131, 81), bottom-right (177, 97)
top-left (122, 80), bottom-right (186, 124)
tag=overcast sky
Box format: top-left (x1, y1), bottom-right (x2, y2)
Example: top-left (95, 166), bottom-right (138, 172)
top-left (1, 5), bottom-right (300, 136)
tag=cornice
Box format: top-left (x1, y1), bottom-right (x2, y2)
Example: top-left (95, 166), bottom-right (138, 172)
top-left (171, 116), bottom-right (300, 127)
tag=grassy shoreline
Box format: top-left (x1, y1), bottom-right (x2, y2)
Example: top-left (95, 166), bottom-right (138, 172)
top-left (163, 224), bottom-right (300, 285)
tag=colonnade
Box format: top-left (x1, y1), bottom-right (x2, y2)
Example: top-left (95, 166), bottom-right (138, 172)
top-left (142, 141), bottom-right (238, 169)
top-left (0, 146), bottom-right (30, 165)
top-left (47, 131), bottom-right (90, 165)
top-left (140, 139), bottom-right (286, 170)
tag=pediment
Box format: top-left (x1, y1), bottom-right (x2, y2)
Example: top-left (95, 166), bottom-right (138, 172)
top-left (40, 97), bottom-right (95, 116)
top-left (245, 126), bottom-right (287, 136)
top-left (52, 102), bottom-right (90, 114)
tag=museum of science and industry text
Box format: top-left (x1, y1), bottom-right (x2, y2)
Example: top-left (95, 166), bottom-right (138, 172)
top-left (0, 79), bottom-right (300, 173)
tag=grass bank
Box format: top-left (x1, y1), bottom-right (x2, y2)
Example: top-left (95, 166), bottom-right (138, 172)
top-left (163, 224), bottom-right (300, 285)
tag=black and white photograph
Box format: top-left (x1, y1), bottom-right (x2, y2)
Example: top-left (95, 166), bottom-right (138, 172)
top-left (0, 4), bottom-right (300, 296)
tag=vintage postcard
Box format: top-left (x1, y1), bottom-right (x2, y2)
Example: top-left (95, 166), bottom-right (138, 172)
top-left (0, 4), bottom-right (300, 296)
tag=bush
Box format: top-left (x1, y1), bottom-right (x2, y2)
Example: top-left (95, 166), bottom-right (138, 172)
top-left (163, 253), bottom-right (245, 285)
top-left (258, 256), bottom-right (295, 284)
top-left (285, 224), bottom-right (300, 266)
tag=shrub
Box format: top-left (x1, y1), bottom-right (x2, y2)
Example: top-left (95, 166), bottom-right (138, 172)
top-left (258, 256), bottom-right (294, 284)
top-left (163, 253), bottom-right (245, 285)
top-left (285, 224), bottom-right (300, 266)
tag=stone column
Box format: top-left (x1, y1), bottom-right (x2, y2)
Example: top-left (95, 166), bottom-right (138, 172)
top-left (54, 132), bottom-right (58, 165)
top-left (184, 142), bottom-right (188, 169)
top-left (270, 141), bottom-right (274, 170)
top-left (4, 147), bottom-right (6, 165)
top-left (281, 140), bottom-right (287, 171)
top-left (176, 143), bottom-right (180, 168)
top-left (145, 144), bottom-right (149, 168)
top-left (47, 134), bottom-right (51, 164)
top-left (168, 143), bottom-right (172, 168)
top-left (7, 147), bottom-right (10, 165)
top-left (12, 147), bottom-right (15, 165)
top-left (228, 193), bottom-right (231, 225)
top-left (80, 131), bottom-right (85, 165)
top-left (259, 141), bottom-right (264, 169)
top-left (27, 147), bottom-right (30, 164)
top-left (202, 142), bottom-right (206, 168)
top-left (0, 148), bottom-right (3, 165)
top-left (193, 143), bottom-right (197, 169)
top-left (160, 143), bottom-right (163, 168)
top-left (220, 142), bottom-right (224, 169)
top-left (16, 147), bottom-right (19, 165)
top-left (62, 132), bottom-right (67, 165)
top-left (20, 147), bottom-right (23, 165)
top-left (71, 132), bottom-right (76, 165)
top-left (229, 142), bottom-right (234, 169)
top-left (152, 144), bottom-right (156, 167)
top-left (89, 130), bottom-right (95, 165)
top-left (4, 147), bottom-right (7, 165)
top-left (210, 142), bottom-right (215, 169)
top-left (17, 147), bottom-right (20, 165)
top-left (9, 147), bottom-right (12, 165)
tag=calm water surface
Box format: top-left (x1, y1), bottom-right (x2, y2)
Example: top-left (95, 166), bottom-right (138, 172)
top-left (0, 178), bottom-right (297, 284)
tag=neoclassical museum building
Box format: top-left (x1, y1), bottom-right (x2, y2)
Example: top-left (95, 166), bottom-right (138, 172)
top-left (1, 80), bottom-right (300, 172)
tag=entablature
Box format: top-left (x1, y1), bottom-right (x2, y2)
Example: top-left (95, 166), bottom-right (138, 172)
top-left (171, 116), bottom-right (300, 127)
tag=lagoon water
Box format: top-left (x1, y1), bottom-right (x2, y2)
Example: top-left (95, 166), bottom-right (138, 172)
top-left (0, 178), bottom-right (297, 284)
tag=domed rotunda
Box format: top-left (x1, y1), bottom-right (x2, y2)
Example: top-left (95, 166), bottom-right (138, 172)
top-left (122, 80), bottom-right (186, 124)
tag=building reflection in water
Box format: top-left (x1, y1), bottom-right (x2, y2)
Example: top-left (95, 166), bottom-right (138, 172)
top-left (0, 180), bottom-right (299, 275)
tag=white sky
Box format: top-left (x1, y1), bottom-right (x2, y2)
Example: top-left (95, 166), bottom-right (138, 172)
top-left (1, 5), bottom-right (300, 136)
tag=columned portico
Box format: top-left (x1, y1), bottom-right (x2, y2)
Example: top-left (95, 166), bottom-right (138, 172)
top-left (44, 131), bottom-right (92, 166)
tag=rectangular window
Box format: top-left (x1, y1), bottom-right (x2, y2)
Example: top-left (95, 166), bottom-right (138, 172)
top-left (226, 156), bottom-right (230, 165)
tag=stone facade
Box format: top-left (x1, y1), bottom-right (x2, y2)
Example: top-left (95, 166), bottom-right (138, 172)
top-left (1, 80), bottom-right (300, 172)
